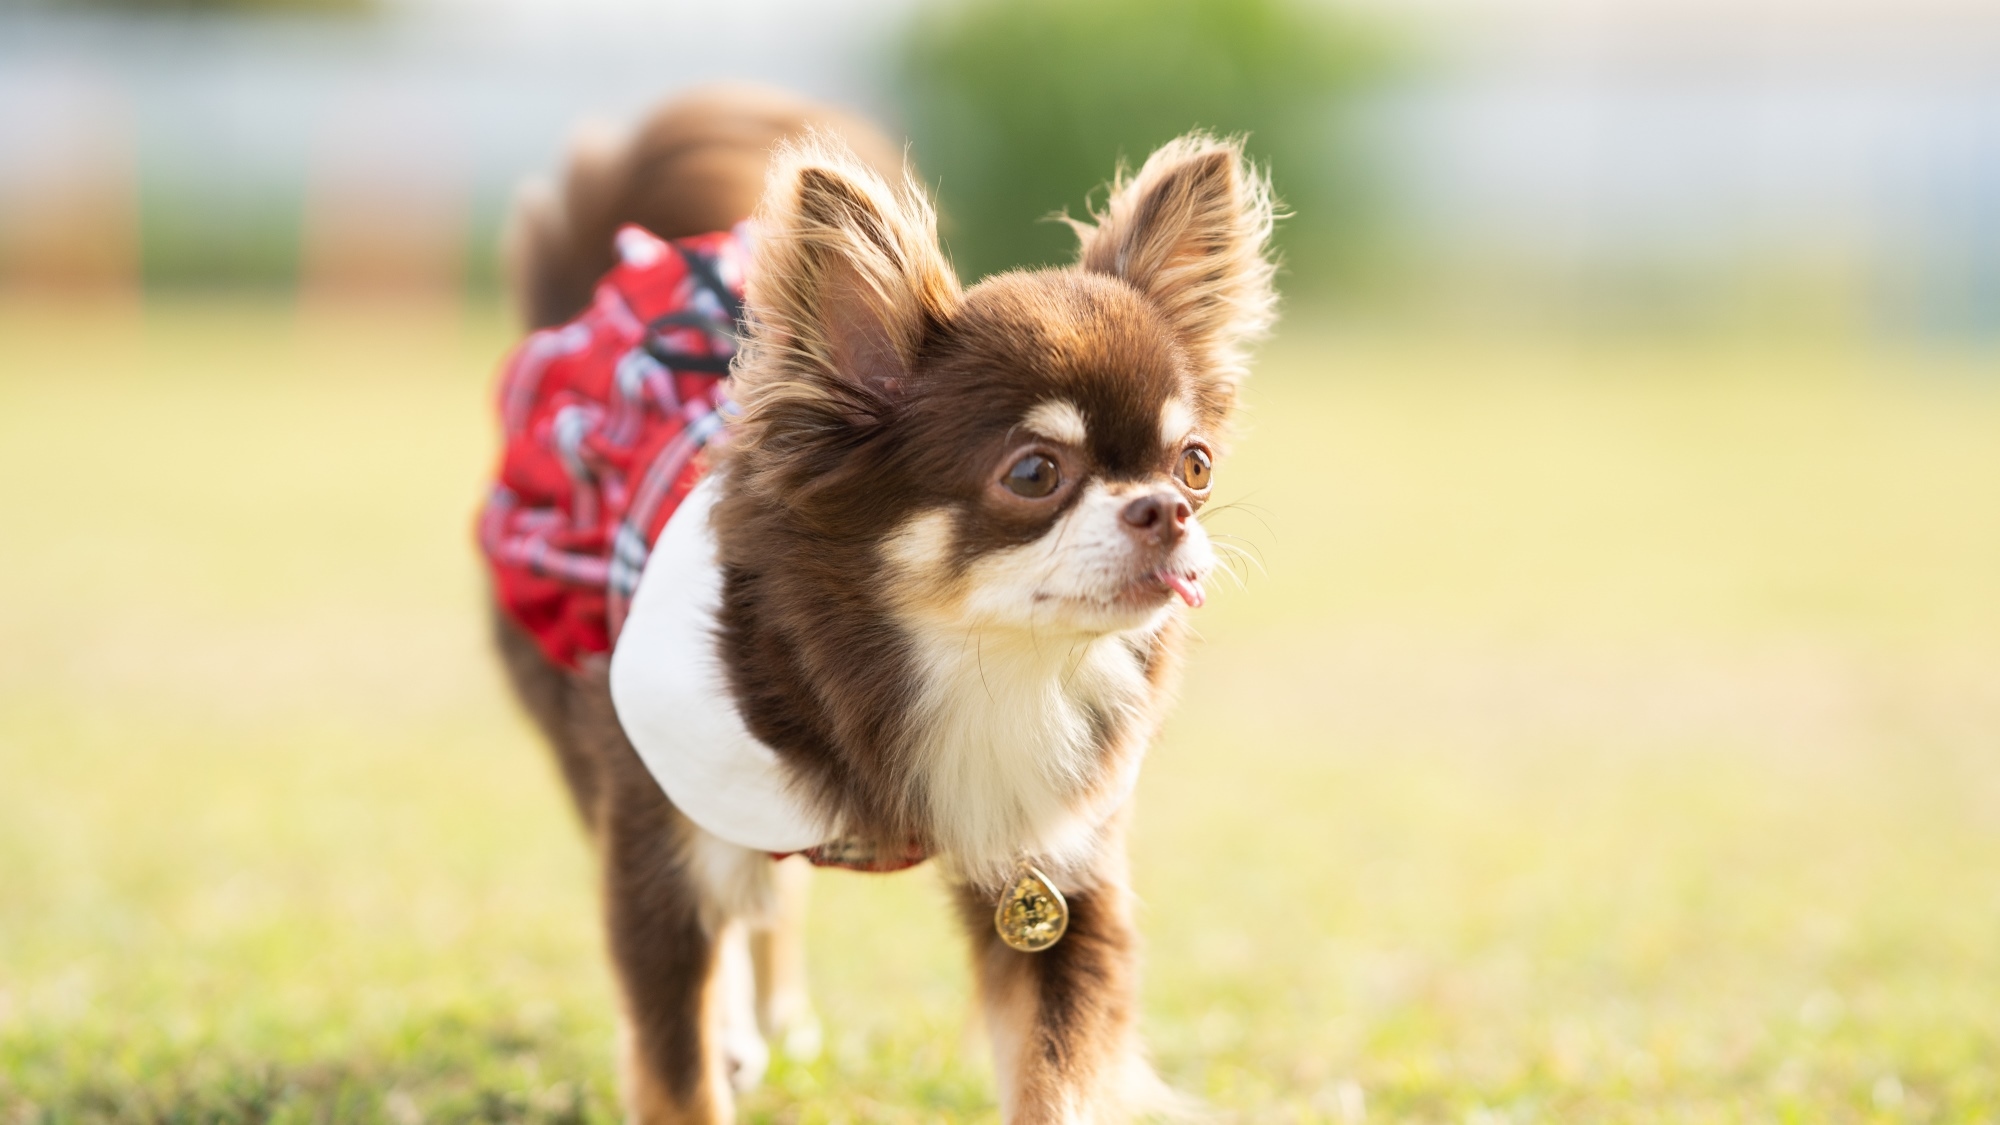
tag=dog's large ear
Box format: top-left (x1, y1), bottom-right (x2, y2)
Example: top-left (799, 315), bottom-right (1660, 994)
top-left (732, 137), bottom-right (959, 474)
top-left (1073, 135), bottom-right (1278, 411)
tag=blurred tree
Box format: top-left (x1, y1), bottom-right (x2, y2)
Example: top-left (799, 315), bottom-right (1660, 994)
top-left (899, 0), bottom-right (1396, 291)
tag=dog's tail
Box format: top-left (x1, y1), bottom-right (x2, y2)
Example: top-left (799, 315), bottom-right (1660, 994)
top-left (502, 83), bottom-right (905, 330)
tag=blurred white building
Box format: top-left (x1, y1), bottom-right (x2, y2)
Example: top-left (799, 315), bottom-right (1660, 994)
top-left (1371, 0), bottom-right (2000, 336)
top-left (0, 0), bottom-right (1994, 338)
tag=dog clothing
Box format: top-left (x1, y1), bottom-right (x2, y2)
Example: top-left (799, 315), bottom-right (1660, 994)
top-left (479, 223), bottom-right (923, 870)
top-left (480, 223), bottom-right (747, 671)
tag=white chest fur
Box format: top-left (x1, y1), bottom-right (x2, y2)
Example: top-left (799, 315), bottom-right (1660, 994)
top-left (901, 621), bottom-right (1153, 882)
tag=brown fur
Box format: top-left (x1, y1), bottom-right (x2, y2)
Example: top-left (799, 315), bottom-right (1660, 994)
top-left (492, 86), bottom-right (1276, 1123)
top-left (503, 84), bottom-right (904, 331)
top-left (715, 265), bottom-right (1203, 870)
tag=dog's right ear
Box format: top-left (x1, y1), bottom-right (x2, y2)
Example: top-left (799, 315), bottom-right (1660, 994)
top-left (733, 138), bottom-right (959, 469)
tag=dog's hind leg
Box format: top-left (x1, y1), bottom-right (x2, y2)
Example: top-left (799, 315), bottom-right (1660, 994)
top-left (714, 918), bottom-right (770, 1092)
top-left (751, 855), bottom-right (821, 1062)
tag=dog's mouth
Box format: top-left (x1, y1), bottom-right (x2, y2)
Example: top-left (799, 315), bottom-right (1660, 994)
top-left (1151, 568), bottom-right (1206, 608)
top-left (1028, 568), bottom-right (1208, 615)
top-left (1103, 568), bottom-right (1206, 610)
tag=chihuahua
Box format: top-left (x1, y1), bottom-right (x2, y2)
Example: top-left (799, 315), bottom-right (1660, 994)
top-left (485, 84), bottom-right (1276, 1123)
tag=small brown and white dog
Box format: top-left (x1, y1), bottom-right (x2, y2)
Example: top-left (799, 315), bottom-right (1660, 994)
top-left (489, 85), bottom-right (1276, 1124)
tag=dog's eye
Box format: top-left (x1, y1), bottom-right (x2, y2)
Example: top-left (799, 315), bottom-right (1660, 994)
top-left (1179, 447), bottom-right (1213, 491)
top-left (1002, 453), bottom-right (1061, 499)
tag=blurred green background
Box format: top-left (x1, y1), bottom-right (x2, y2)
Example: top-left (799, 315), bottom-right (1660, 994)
top-left (4, 0), bottom-right (1999, 1121)
top-left (899, 0), bottom-right (1394, 288)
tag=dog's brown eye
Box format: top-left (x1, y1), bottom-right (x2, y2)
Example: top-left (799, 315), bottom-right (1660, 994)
top-left (1179, 447), bottom-right (1213, 491)
top-left (1003, 453), bottom-right (1061, 498)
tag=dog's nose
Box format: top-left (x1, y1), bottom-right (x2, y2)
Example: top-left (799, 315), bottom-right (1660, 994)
top-left (1119, 491), bottom-right (1191, 547)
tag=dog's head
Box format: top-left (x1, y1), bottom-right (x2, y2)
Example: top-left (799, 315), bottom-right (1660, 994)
top-left (728, 134), bottom-right (1276, 641)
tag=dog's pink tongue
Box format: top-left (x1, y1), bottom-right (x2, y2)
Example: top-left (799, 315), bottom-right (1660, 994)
top-left (1160, 571), bottom-right (1206, 608)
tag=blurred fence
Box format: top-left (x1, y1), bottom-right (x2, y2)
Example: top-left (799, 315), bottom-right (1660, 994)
top-left (1, 0), bottom-right (1996, 341)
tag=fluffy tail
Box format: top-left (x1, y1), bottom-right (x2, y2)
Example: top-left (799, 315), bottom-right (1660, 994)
top-left (502, 83), bottom-right (905, 330)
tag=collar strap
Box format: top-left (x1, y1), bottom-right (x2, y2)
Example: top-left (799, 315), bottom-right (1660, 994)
top-left (775, 836), bottom-right (930, 873)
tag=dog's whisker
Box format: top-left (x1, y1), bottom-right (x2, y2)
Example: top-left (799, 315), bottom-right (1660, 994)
top-left (1209, 540), bottom-right (1265, 583)
top-left (1208, 532), bottom-right (1269, 568)
top-left (973, 626), bottom-right (995, 703)
top-left (1210, 539), bottom-right (1257, 562)
top-left (1208, 556), bottom-right (1250, 591)
top-left (1201, 498), bottom-right (1278, 542)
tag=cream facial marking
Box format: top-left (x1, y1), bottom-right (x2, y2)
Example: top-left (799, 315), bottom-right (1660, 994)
top-left (1021, 398), bottom-right (1089, 447)
top-left (959, 479), bottom-right (1216, 635)
top-left (1159, 397), bottom-right (1195, 448)
top-left (883, 507), bottom-right (957, 585)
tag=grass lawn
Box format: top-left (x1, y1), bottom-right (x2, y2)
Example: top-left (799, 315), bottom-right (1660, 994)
top-left (2, 298), bottom-right (1998, 1122)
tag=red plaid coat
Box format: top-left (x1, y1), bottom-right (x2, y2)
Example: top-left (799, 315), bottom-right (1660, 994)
top-left (478, 222), bottom-right (929, 874)
top-left (479, 223), bottom-right (749, 670)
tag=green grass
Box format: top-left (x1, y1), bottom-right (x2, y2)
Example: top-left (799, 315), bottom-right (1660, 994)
top-left (3, 298), bottom-right (1998, 1122)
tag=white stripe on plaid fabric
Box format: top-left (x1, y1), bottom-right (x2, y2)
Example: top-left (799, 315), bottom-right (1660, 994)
top-left (613, 347), bottom-right (681, 438)
top-left (609, 523), bottom-right (651, 593)
top-left (500, 322), bottom-right (592, 433)
top-left (480, 485), bottom-right (617, 587)
top-left (591, 278), bottom-right (646, 342)
top-left (551, 404), bottom-right (603, 533)
top-left (605, 399), bottom-right (728, 641)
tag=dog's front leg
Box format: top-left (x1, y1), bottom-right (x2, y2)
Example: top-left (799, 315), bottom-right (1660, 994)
top-left (959, 850), bottom-right (1162, 1125)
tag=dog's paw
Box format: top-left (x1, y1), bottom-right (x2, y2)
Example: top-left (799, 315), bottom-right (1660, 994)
top-left (723, 1022), bottom-right (771, 1093)
top-left (776, 1008), bottom-right (823, 1063)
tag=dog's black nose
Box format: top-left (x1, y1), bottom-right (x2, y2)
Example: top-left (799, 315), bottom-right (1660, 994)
top-left (1120, 491), bottom-right (1191, 547)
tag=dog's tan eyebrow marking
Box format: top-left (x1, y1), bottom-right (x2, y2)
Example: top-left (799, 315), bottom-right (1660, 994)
top-left (1159, 398), bottom-right (1195, 447)
top-left (884, 507), bottom-right (956, 580)
top-left (1021, 399), bottom-right (1088, 446)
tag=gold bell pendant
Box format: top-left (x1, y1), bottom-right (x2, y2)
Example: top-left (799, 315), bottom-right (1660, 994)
top-left (994, 862), bottom-right (1069, 952)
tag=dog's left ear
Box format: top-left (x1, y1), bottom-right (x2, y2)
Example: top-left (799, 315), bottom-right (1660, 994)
top-left (1073, 135), bottom-right (1278, 411)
